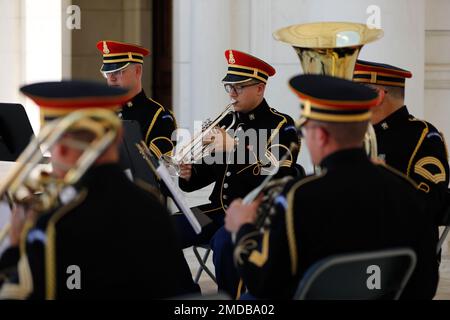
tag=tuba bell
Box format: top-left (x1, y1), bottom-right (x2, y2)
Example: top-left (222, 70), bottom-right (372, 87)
top-left (161, 102), bottom-right (236, 176)
top-left (0, 109), bottom-right (121, 246)
top-left (273, 22), bottom-right (383, 157)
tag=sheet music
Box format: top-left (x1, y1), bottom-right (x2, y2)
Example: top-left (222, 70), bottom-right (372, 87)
top-left (156, 163), bottom-right (202, 235)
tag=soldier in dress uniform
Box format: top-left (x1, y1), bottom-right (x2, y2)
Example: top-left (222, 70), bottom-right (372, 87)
top-left (175, 50), bottom-right (300, 247)
top-left (353, 60), bottom-right (449, 225)
top-left (97, 40), bottom-right (177, 158)
top-left (225, 74), bottom-right (439, 300)
top-left (0, 81), bottom-right (195, 299)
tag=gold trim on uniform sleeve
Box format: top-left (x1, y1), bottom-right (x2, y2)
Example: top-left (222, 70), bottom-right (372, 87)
top-left (414, 156), bottom-right (447, 184)
top-left (248, 230), bottom-right (270, 267)
top-left (286, 173), bottom-right (326, 275)
top-left (0, 254), bottom-right (34, 299)
top-left (150, 136), bottom-right (175, 156)
top-left (417, 182), bottom-right (430, 193)
top-left (45, 190), bottom-right (88, 300)
top-left (0, 220), bottom-right (38, 300)
top-left (144, 107), bottom-right (164, 144)
top-left (406, 120), bottom-right (428, 177)
top-left (234, 231), bottom-right (260, 266)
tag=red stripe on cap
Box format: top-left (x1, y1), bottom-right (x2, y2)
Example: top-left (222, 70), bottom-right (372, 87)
top-left (96, 40), bottom-right (150, 56)
top-left (225, 50), bottom-right (275, 77)
top-left (26, 92), bottom-right (133, 109)
top-left (290, 89), bottom-right (380, 110)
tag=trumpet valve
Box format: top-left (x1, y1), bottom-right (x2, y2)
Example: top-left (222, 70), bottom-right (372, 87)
top-left (202, 118), bottom-right (212, 131)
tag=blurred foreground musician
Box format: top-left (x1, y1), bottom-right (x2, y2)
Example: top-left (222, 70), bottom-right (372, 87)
top-left (0, 81), bottom-right (195, 299)
top-left (353, 60), bottom-right (449, 224)
top-left (225, 75), bottom-right (439, 299)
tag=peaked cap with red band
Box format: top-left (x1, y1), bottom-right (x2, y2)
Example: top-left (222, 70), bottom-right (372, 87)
top-left (222, 49), bottom-right (276, 84)
top-left (289, 74), bottom-right (380, 124)
top-left (96, 40), bottom-right (150, 73)
top-left (20, 80), bottom-right (131, 121)
top-left (353, 60), bottom-right (412, 88)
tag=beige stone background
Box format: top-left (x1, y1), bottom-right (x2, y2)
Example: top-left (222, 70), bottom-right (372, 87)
top-left (70, 0), bottom-right (153, 95)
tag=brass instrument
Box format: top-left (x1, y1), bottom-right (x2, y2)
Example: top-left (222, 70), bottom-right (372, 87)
top-left (0, 109), bottom-right (121, 246)
top-left (231, 142), bottom-right (298, 240)
top-left (161, 102), bottom-right (236, 176)
top-left (273, 22), bottom-right (384, 157)
top-left (255, 175), bottom-right (294, 230)
top-left (242, 142), bottom-right (299, 205)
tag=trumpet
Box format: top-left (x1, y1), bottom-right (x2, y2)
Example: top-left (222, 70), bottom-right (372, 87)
top-left (161, 102), bottom-right (236, 176)
top-left (0, 109), bottom-right (121, 247)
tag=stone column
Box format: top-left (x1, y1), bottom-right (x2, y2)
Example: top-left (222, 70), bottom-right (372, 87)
top-left (173, 0), bottom-right (232, 131)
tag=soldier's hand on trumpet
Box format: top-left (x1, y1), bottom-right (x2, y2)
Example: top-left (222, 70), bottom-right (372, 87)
top-left (179, 163), bottom-right (193, 182)
top-left (202, 127), bottom-right (236, 153)
top-left (224, 195), bottom-right (263, 233)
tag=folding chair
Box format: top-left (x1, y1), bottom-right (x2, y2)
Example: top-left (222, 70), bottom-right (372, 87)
top-left (437, 202), bottom-right (450, 255)
top-left (193, 244), bottom-right (216, 284)
top-left (294, 248), bottom-right (416, 300)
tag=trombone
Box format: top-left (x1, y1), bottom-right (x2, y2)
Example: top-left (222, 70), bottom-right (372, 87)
top-left (0, 109), bottom-right (121, 247)
top-left (161, 102), bottom-right (236, 176)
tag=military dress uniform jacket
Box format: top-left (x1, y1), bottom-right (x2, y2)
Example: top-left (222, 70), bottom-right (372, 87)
top-left (374, 106), bottom-right (449, 224)
top-left (0, 164), bottom-right (187, 299)
top-left (234, 148), bottom-right (439, 300)
top-left (120, 90), bottom-right (177, 158)
top-left (179, 99), bottom-right (300, 214)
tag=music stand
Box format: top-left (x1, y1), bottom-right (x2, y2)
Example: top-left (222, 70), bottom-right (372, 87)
top-left (119, 120), bottom-right (158, 188)
top-left (0, 103), bottom-right (35, 161)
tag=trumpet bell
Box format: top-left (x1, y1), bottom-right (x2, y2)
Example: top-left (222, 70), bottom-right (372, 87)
top-left (273, 22), bottom-right (384, 80)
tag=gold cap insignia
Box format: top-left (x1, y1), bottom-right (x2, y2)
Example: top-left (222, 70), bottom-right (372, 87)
top-left (228, 50), bottom-right (235, 64)
top-left (103, 41), bottom-right (110, 54)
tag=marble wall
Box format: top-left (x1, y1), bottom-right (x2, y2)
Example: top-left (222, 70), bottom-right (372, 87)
top-left (425, 0), bottom-right (450, 147)
top-left (71, 0), bottom-right (153, 95)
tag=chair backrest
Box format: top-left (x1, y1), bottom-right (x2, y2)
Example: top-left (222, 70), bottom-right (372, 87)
top-left (0, 103), bottom-right (35, 161)
top-left (294, 248), bottom-right (417, 300)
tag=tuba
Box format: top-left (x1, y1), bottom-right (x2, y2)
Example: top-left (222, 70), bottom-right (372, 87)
top-left (161, 102), bottom-right (236, 176)
top-left (0, 109), bottom-right (121, 246)
top-left (273, 22), bottom-right (384, 157)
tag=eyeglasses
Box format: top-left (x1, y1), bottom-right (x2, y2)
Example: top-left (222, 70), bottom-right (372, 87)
top-left (224, 82), bottom-right (259, 94)
top-left (101, 66), bottom-right (130, 79)
top-left (298, 123), bottom-right (319, 139)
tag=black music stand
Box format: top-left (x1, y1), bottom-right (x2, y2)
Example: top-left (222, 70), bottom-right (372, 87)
top-left (0, 103), bottom-right (35, 161)
top-left (119, 120), bottom-right (159, 189)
